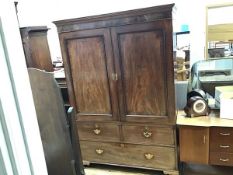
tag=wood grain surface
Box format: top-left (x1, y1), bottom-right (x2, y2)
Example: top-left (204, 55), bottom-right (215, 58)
top-left (60, 28), bottom-right (119, 122)
top-left (118, 30), bottom-right (166, 115)
top-left (28, 69), bottom-right (76, 175)
top-left (122, 124), bottom-right (174, 146)
top-left (80, 141), bottom-right (176, 170)
top-left (179, 126), bottom-right (209, 164)
top-left (20, 27), bottom-right (53, 72)
top-left (68, 37), bottom-right (111, 114)
top-left (77, 122), bottom-right (120, 142)
top-left (111, 21), bottom-right (175, 124)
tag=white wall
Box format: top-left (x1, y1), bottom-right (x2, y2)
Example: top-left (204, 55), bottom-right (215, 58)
top-left (16, 0), bottom-right (233, 63)
top-left (208, 6), bottom-right (233, 25)
top-left (16, 0), bottom-right (189, 61)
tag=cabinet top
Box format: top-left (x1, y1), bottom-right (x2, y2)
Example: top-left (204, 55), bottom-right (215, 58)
top-left (54, 4), bottom-right (174, 33)
top-left (20, 26), bottom-right (49, 33)
top-left (177, 111), bottom-right (233, 127)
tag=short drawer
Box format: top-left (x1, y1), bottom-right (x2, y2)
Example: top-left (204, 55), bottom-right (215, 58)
top-left (80, 141), bottom-right (176, 170)
top-left (210, 152), bottom-right (233, 166)
top-left (122, 124), bottom-right (174, 146)
top-left (77, 122), bottom-right (120, 142)
top-left (210, 127), bottom-right (233, 142)
top-left (210, 141), bottom-right (233, 153)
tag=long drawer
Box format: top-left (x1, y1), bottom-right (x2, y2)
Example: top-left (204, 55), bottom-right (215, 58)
top-left (80, 141), bottom-right (176, 170)
top-left (210, 152), bottom-right (233, 166)
top-left (122, 124), bottom-right (174, 146)
top-left (77, 122), bottom-right (120, 142)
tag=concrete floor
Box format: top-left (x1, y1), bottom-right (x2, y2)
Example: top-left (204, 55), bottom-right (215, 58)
top-left (84, 164), bottom-right (163, 175)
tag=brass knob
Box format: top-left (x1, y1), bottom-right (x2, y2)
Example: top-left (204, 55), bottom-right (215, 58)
top-left (93, 128), bottom-right (101, 135)
top-left (144, 153), bottom-right (154, 160)
top-left (95, 149), bottom-right (104, 155)
top-left (143, 131), bottom-right (152, 138)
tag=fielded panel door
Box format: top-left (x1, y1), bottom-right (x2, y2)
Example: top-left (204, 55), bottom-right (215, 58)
top-left (111, 21), bottom-right (176, 124)
top-left (59, 28), bottom-right (119, 121)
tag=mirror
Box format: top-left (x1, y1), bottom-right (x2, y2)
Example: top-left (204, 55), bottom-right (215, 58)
top-left (188, 57), bottom-right (233, 108)
top-left (206, 3), bottom-right (233, 59)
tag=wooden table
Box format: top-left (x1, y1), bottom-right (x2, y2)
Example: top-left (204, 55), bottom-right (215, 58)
top-left (177, 111), bottom-right (233, 168)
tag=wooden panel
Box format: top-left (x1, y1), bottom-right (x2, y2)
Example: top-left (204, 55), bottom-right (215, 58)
top-left (29, 33), bottom-right (53, 71)
top-left (61, 29), bottom-right (119, 121)
top-left (111, 21), bottom-right (175, 124)
top-left (80, 141), bottom-right (176, 170)
top-left (77, 122), bottom-right (120, 142)
top-left (210, 152), bottom-right (233, 166)
top-left (68, 37), bottom-right (111, 113)
top-left (179, 126), bottom-right (209, 164)
top-left (28, 69), bottom-right (76, 175)
top-left (20, 27), bottom-right (53, 72)
top-left (119, 31), bottom-right (166, 115)
top-left (122, 124), bottom-right (174, 146)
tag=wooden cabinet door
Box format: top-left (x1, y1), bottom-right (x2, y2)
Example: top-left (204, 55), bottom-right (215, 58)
top-left (59, 28), bottom-right (118, 121)
top-left (111, 21), bottom-right (175, 124)
top-left (179, 126), bottom-right (209, 164)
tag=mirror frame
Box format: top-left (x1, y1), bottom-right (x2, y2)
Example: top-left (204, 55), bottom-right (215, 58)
top-left (205, 3), bottom-right (233, 59)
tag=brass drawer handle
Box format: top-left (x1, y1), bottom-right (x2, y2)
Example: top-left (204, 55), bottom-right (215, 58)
top-left (95, 149), bottom-right (104, 155)
top-left (93, 128), bottom-right (101, 135)
top-left (220, 133), bottom-right (231, 136)
top-left (220, 158), bottom-right (229, 162)
top-left (144, 153), bottom-right (154, 160)
top-left (220, 145), bottom-right (230, 148)
top-left (143, 131), bottom-right (152, 138)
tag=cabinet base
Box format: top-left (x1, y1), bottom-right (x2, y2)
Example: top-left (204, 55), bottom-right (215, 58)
top-left (83, 161), bottom-right (179, 174)
top-left (163, 170), bottom-right (179, 175)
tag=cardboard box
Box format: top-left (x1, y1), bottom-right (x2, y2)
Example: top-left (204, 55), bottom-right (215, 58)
top-left (215, 86), bottom-right (233, 108)
top-left (220, 92), bottom-right (233, 119)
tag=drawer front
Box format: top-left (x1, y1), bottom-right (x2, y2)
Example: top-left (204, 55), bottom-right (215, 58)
top-left (210, 127), bottom-right (233, 142)
top-left (210, 152), bottom-right (233, 166)
top-left (77, 122), bottom-right (120, 142)
top-left (210, 127), bottom-right (233, 152)
top-left (210, 141), bottom-right (233, 153)
top-left (80, 141), bottom-right (176, 170)
top-left (122, 124), bottom-right (174, 146)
